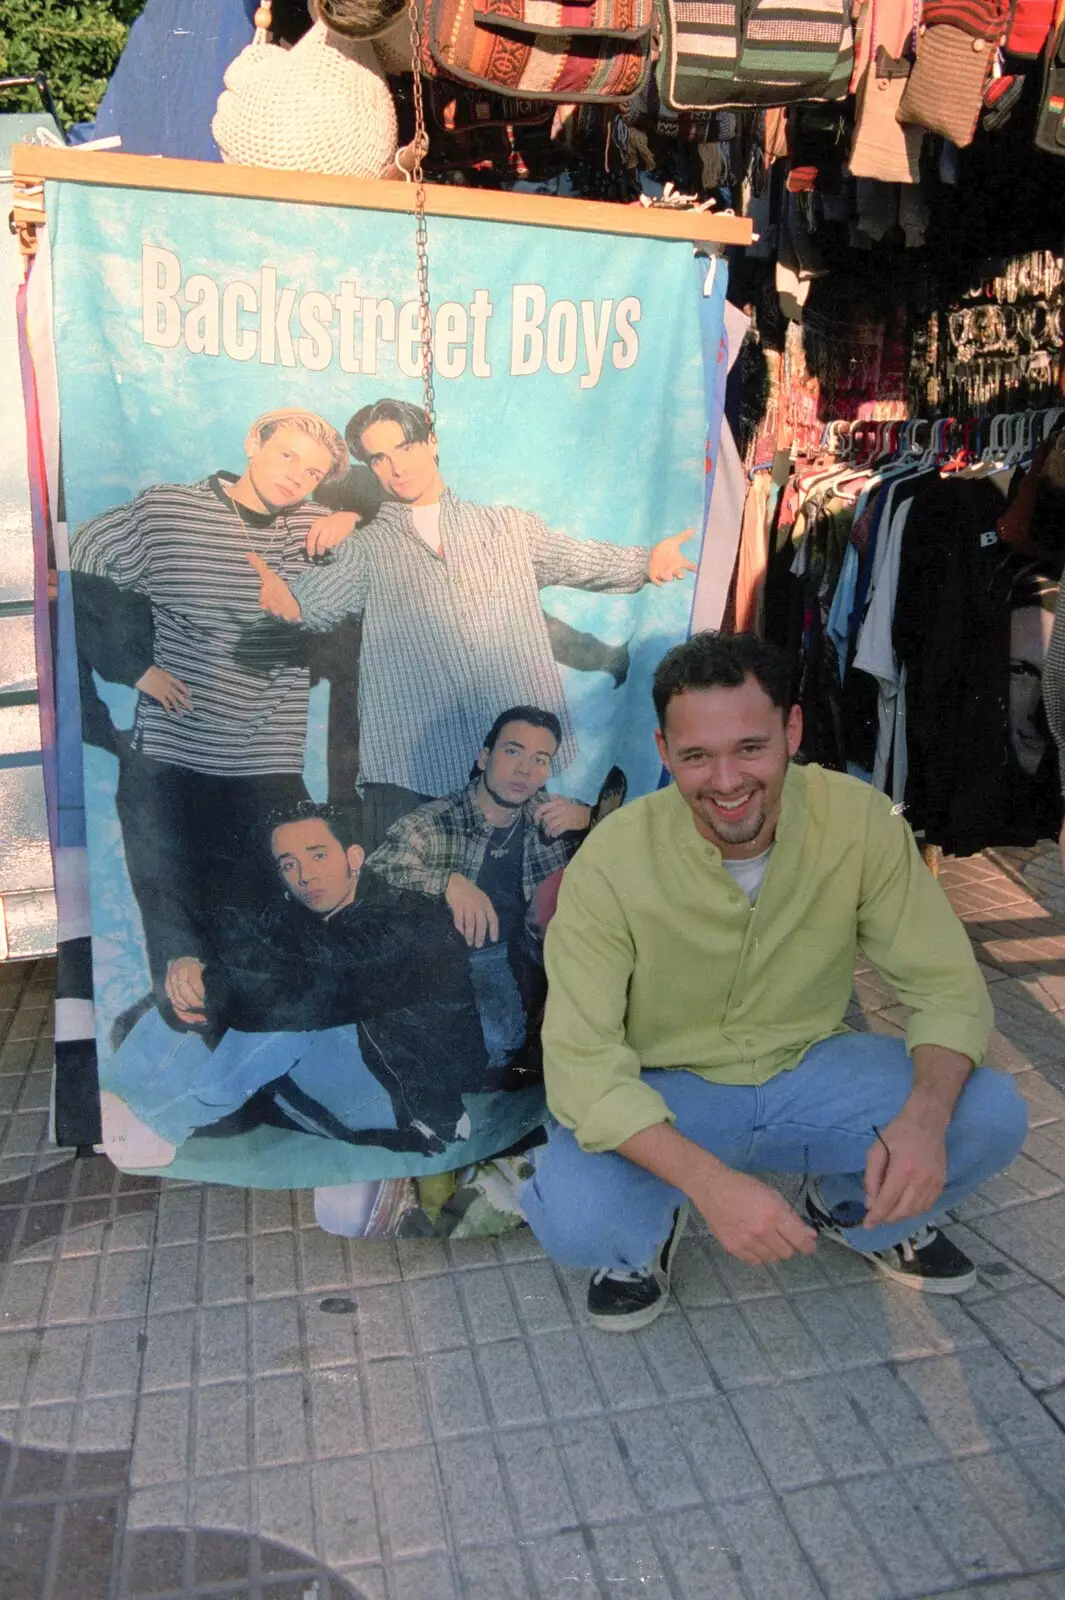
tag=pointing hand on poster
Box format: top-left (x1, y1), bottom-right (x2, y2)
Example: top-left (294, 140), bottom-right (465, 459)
top-left (306, 511), bottom-right (358, 560)
top-left (446, 873), bottom-right (500, 948)
top-left (248, 552), bottom-right (302, 622)
top-left (647, 530), bottom-right (698, 586)
top-left (135, 665), bottom-right (191, 715)
top-left (164, 956), bottom-right (207, 1026)
top-left (534, 797), bottom-right (592, 838)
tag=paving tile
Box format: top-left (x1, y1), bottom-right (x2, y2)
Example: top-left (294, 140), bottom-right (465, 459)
top-left (899, 1347), bottom-right (1061, 1454)
top-left (844, 1470), bottom-right (959, 1594)
top-left (20, 1399), bottom-right (75, 1451)
top-left (837, 1363), bottom-right (946, 1467)
top-left (686, 1304), bottom-right (774, 1389)
top-left (421, 1340), bottom-right (487, 1438)
top-left (407, 1273), bottom-right (468, 1353)
top-left (715, 1494), bottom-right (824, 1600)
top-left (365, 1357), bottom-right (431, 1448)
top-left (843, 1279), bottom-right (988, 1361)
top-left (728, 1385), bottom-right (826, 1492)
top-left (478, 1338), bottom-right (547, 1426)
top-left (580, 1324), bottom-right (660, 1411)
top-left (907, 1459), bottom-right (1026, 1581)
top-left (636, 1310), bottom-right (718, 1398)
top-left (190, 1469), bottom-right (252, 1530)
top-left (458, 1266), bottom-right (521, 1343)
top-left (374, 1447), bottom-right (447, 1556)
top-left (45, 1255), bottom-right (99, 1324)
top-left (496, 1426), bottom-right (578, 1536)
top-left (141, 1308), bottom-right (196, 1391)
top-left (457, 1543), bottom-right (533, 1600)
top-left (155, 1185), bottom-right (203, 1245)
top-left (199, 1303), bottom-right (250, 1382)
top-left (253, 1231), bottom-right (299, 1298)
top-left (130, 1387), bottom-right (191, 1487)
top-left (556, 1414), bottom-right (642, 1523)
top-left (530, 1328), bottom-right (602, 1418)
top-left (610, 1406), bottom-right (703, 1511)
top-left (784, 1374), bottom-right (889, 1477)
top-left (196, 1379), bottom-right (251, 1476)
top-left (969, 1288), bottom-right (1065, 1390)
top-left (784, 1482), bottom-right (893, 1599)
top-left (392, 1552), bottom-right (459, 1600)
top-left (308, 1365), bottom-right (368, 1455)
top-left (437, 1435), bottom-right (515, 1544)
top-left (204, 1185), bottom-right (248, 1238)
top-left (592, 1521), bottom-right (676, 1598)
top-left (666, 1394), bottom-right (769, 1502)
top-left (256, 1462), bottom-right (316, 1560)
top-left (147, 1241), bottom-right (200, 1313)
top-left (959, 1449), bottom-right (1065, 1568)
top-left (524, 1529), bottom-right (601, 1599)
top-left (506, 1259), bottom-right (574, 1333)
top-left (650, 1506), bottom-right (747, 1600)
top-left (395, 1238), bottom-right (447, 1279)
top-left (313, 1455), bottom-right (380, 1566)
top-left (120, 1524), bottom-right (188, 1594)
top-left (354, 1282), bottom-right (411, 1360)
top-left (790, 1285), bottom-right (885, 1371)
top-left (252, 1296), bottom-right (302, 1374)
top-left (296, 1224), bottom-right (348, 1291)
top-left (0, 1499), bottom-right (57, 1600)
top-left (255, 1372), bottom-right (310, 1465)
top-left (75, 1392), bottom-right (136, 1454)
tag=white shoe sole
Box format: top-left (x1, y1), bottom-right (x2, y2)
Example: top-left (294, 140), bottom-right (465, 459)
top-left (869, 1253), bottom-right (978, 1295)
top-left (586, 1203), bottom-right (690, 1334)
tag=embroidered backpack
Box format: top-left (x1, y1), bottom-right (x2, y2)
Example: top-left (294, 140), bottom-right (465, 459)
top-left (424, 0), bottom-right (654, 103)
top-left (656, 0), bottom-right (854, 112)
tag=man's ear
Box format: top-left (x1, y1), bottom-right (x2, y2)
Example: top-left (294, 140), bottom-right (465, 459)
top-left (476, 747), bottom-right (489, 774)
top-left (346, 844), bottom-right (366, 874)
top-left (243, 430), bottom-right (260, 462)
top-left (653, 725), bottom-right (671, 775)
top-left (786, 703), bottom-right (803, 759)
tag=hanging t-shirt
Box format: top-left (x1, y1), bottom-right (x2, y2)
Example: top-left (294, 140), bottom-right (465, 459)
top-left (476, 819), bottom-right (527, 941)
top-left (411, 502), bottom-right (443, 555)
top-left (720, 845), bottom-right (773, 904)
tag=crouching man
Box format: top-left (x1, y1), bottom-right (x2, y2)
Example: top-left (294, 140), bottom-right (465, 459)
top-left (521, 632), bottom-right (1028, 1331)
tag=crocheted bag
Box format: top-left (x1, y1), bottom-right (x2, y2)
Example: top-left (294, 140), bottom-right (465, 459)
top-left (897, 18), bottom-right (999, 146)
top-left (424, 0), bottom-right (653, 104)
top-left (213, 19), bottom-right (398, 177)
top-left (656, 0), bottom-right (854, 112)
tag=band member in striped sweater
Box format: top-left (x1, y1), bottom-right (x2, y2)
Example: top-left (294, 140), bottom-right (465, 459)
top-left (70, 409), bottom-right (349, 1010)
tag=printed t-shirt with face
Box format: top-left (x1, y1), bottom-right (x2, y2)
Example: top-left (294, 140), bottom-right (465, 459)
top-left (476, 817), bottom-right (527, 942)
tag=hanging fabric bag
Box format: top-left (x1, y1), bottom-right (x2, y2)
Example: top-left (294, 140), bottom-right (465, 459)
top-left (848, 0), bottom-right (924, 182)
top-left (897, 0), bottom-right (1008, 147)
top-left (655, 0), bottom-right (854, 113)
top-left (424, 0), bottom-right (654, 104)
top-left (1035, 0), bottom-right (1065, 152)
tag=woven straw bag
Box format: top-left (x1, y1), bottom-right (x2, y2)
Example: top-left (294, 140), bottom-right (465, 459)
top-left (213, 19), bottom-right (398, 177)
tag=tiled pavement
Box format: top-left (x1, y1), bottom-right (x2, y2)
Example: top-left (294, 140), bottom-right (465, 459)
top-left (5, 851), bottom-right (1065, 1597)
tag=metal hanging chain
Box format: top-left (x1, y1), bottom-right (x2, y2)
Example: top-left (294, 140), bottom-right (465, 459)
top-left (407, 0), bottom-right (437, 439)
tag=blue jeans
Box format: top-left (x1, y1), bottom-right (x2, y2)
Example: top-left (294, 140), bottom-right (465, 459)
top-left (468, 942), bottom-right (526, 1068)
top-left (103, 1009), bottom-right (396, 1146)
top-left (521, 1033), bottom-right (1028, 1269)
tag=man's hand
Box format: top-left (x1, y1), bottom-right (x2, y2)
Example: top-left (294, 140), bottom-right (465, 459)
top-left (135, 666), bottom-right (191, 715)
top-left (306, 511), bottom-right (359, 560)
top-left (533, 797), bottom-right (591, 838)
top-left (445, 873), bottom-right (500, 948)
top-left (693, 1167), bottom-right (818, 1264)
top-left (647, 529), bottom-right (697, 585)
top-left (248, 552), bottom-right (301, 622)
top-left (164, 956), bottom-right (207, 1025)
top-left (863, 1110), bottom-right (948, 1229)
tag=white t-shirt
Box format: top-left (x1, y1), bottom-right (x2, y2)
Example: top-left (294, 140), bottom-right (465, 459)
top-left (411, 502), bottom-right (443, 555)
top-left (720, 845), bottom-right (773, 904)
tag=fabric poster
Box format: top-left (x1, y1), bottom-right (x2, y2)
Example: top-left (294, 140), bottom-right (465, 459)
top-left (45, 176), bottom-right (726, 1204)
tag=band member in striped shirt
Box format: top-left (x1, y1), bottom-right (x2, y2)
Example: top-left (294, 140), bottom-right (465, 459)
top-left (70, 409), bottom-right (348, 1011)
top-left (251, 398), bottom-right (698, 851)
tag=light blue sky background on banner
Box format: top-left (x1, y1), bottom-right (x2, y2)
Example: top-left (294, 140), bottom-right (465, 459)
top-left (50, 181), bottom-right (722, 1185)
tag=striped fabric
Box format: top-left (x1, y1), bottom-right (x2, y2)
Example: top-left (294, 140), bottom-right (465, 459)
top-left (428, 0), bottom-right (652, 102)
top-left (922, 0), bottom-right (1009, 34)
top-left (70, 477), bottom-right (327, 778)
top-left (658, 0), bottom-right (854, 109)
top-left (292, 487), bottom-right (650, 798)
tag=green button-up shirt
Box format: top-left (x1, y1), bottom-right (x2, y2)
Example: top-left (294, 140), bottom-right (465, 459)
top-left (542, 763), bottom-right (994, 1153)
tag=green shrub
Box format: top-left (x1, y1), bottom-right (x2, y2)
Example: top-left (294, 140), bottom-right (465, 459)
top-left (0, 2), bottom-right (144, 126)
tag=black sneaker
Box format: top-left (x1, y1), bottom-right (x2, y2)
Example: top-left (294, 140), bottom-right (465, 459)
top-left (586, 1204), bottom-right (689, 1332)
top-left (803, 1182), bottom-right (976, 1296)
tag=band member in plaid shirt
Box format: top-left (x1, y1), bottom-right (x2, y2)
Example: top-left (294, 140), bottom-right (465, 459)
top-left (367, 706), bottom-right (592, 1069)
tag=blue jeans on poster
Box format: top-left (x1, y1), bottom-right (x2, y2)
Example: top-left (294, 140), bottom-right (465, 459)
top-left (103, 1008), bottom-right (396, 1146)
top-left (521, 1033), bottom-right (1028, 1269)
top-left (468, 942), bottom-right (526, 1067)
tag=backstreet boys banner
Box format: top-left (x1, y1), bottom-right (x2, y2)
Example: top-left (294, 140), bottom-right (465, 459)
top-left (46, 175), bottom-right (726, 1202)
